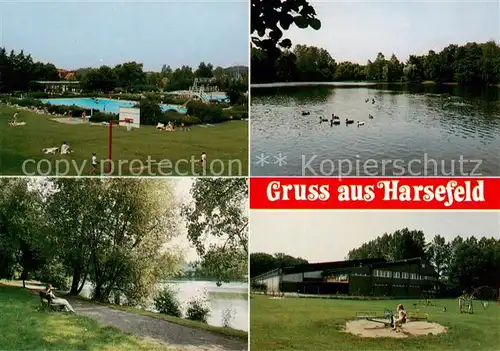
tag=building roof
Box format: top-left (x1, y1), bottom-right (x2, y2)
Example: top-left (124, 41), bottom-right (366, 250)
top-left (281, 258), bottom-right (387, 275)
top-left (254, 257), bottom-right (439, 280)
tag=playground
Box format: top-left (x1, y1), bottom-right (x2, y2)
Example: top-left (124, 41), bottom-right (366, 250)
top-left (250, 295), bottom-right (500, 350)
top-left (0, 104), bottom-right (248, 176)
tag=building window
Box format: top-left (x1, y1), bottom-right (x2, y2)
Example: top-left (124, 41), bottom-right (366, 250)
top-left (402, 272), bottom-right (409, 279)
top-left (393, 272), bottom-right (401, 279)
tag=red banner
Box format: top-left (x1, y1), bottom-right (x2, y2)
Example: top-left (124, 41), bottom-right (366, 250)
top-left (250, 178), bottom-right (500, 210)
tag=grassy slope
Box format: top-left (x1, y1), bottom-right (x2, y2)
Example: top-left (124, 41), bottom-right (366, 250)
top-left (250, 295), bottom-right (500, 351)
top-left (0, 285), bottom-right (167, 350)
top-left (0, 104), bottom-right (248, 176)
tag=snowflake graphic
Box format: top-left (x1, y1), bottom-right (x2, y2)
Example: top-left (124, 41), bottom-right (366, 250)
top-left (255, 153), bottom-right (270, 167)
top-left (274, 153), bottom-right (287, 167)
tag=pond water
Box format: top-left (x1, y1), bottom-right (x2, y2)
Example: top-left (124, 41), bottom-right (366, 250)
top-left (41, 97), bottom-right (187, 114)
top-left (251, 83), bottom-right (500, 176)
top-left (80, 280), bottom-right (248, 331)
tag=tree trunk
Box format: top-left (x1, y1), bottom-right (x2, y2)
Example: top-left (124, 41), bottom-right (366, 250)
top-left (93, 282), bottom-right (103, 301)
top-left (68, 269), bottom-right (82, 296)
top-left (76, 273), bottom-right (88, 295)
top-left (20, 268), bottom-right (28, 288)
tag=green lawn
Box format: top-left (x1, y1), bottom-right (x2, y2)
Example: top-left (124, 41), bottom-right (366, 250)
top-left (0, 104), bottom-right (248, 176)
top-left (250, 295), bottom-right (500, 351)
top-left (0, 285), bottom-right (167, 350)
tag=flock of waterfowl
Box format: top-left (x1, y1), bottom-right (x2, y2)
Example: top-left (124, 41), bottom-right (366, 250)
top-left (301, 97), bottom-right (378, 128)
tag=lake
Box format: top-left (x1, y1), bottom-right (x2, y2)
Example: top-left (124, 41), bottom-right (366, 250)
top-left (251, 83), bottom-right (500, 176)
top-left (80, 280), bottom-right (248, 331)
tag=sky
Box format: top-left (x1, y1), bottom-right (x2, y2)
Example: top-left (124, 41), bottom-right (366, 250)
top-left (286, 0), bottom-right (500, 63)
top-left (0, 0), bottom-right (249, 71)
top-left (250, 211), bottom-right (500, 262)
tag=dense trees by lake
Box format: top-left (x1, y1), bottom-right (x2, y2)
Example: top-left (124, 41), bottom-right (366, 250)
top-left (0, 178), bottom-right (248, 304)
top-left (251, 41), bottom-right (500, 85)
top-left (0, 47), bottom-right (248, 94)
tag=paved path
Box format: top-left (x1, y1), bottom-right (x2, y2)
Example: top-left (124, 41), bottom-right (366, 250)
top-left (69, 299), bottom-right (247, 351)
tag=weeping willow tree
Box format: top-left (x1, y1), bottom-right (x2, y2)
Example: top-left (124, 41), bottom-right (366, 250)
top-left (47, 178), bottom-right (182, 304)
top-left (182, 178), bottom-right (248, 284)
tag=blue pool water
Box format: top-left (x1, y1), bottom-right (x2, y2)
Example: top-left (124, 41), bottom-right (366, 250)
top-left (40, 97), bottom-right (187, 114)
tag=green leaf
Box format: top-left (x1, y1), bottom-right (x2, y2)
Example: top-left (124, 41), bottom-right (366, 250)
top-left (294, 16), bottom-right (308, 29)
top-left (279, 39), bottom-right (292, 49)
top-left (269, 28), bottom-right (283, 41)
top-left (279, 15), bottom-right (293, 30)
top-left (309, 18), bottom-right (321, 30)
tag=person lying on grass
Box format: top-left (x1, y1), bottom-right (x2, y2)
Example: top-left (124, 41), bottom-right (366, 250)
top-left (45, 284), bottom-right (76, 313)
top-left (392, 304), bottom-right (407, 331)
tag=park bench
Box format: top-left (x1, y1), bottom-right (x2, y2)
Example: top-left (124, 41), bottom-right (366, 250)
top-left (39, 291), bottom-right (65, 312)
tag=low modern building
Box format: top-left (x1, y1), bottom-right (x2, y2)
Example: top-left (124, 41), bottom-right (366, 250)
top-left (253, 257), bottom-right (439, 297)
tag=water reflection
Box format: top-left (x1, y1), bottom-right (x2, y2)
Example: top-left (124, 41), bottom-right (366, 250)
top-left (251, 84), bottom-right (500, 176)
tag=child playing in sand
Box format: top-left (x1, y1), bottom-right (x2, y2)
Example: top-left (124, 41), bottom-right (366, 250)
top-left (392, 304), bottom-right (407, 330)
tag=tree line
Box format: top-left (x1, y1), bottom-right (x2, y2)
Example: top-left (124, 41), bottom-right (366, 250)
top-left (0, 47), bottom-right (248, 94)
top-left (0, 178), bottom-right (248, 305)
top-left (250, 228), bottom-right (500, 295)
top-left (251, 41), bottom-right (500, 86)
top-left (347, 228), bottom-right (500, 294)
top-left (250, 252), bottom-right (308, 278)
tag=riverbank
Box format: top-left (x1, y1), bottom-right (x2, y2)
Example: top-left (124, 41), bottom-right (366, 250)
top-left (0, 282), bottom-right (247, 350)
top-left (71, 295), bottom-right (248, 339)
top-left (250, 80), bottom-right (498, 88)
top-left (0, 284), bottom-right (167, 350)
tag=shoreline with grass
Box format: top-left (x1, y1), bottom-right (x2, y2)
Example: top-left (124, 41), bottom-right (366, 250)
top-left (0, 283), bottom-right (247, 350)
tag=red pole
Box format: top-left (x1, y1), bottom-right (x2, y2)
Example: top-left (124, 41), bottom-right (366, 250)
top-left (108, 121), bottom-right (112, 174)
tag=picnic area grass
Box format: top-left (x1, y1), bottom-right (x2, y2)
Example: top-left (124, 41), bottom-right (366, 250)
top-left (250, 295), bottom-right (500, 351)
top-left (0, 104), bottom-right (248, 176)
top-left (0, 284), bottom-right (167, 350)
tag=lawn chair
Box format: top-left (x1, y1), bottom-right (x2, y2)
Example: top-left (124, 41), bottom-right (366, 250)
top-left (39, 291), bottom-right (65, 312)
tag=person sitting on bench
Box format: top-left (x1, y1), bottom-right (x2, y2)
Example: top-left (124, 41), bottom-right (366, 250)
top-left (45, 284), bottom-right (76, 313)
top-left (392, 304), bottom-right (407, 330)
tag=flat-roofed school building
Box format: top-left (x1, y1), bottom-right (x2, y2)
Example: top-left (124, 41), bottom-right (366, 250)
top-left (253, 257), bottom-right (439, 297)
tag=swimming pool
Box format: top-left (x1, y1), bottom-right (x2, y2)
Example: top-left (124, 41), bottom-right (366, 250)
top-left (40, 97), bottom-right (187, 114)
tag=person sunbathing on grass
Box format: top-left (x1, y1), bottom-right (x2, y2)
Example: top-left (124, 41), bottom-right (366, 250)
top-left (45, 284), bottom-right (76, 313)
top-left (60, 142), bottom-right (72, 155)
top-left (392, 304), bottom-right (407, 331)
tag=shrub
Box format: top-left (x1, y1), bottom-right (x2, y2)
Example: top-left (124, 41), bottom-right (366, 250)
top-left (250, 281), bottom-right (267, 293)
top-left (153, 285), bottom-right (183, 318)
top-left (186, 101), bottom-right (227, 124)
top-left (139, 98), bottom-right (162, 126)
top-left (89, 111), bottom-right (119, 123)
top-left (186, 294), bottom-right (211, 323)
top-left (33, 261), bottom-right (69, 291)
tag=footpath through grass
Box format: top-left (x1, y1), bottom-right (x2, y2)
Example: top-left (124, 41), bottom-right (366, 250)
top-left (71, 295), bottom-right (248, 340)
top-left (250, 295), bottom-right (500, 351)
top-left (0, 285), bottom-right (167, 350)
top-left (0, 104), bottom-right (248, 176)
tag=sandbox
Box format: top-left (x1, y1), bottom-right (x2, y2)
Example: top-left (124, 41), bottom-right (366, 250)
top-left (51, 117), bottom-right (91, 125)
top-left (345, 320), bottom-right (448, 338)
